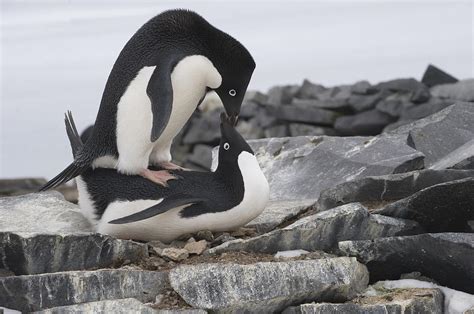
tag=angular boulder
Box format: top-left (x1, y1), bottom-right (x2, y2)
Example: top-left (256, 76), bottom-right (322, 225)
top-left (374, 178), bottom-right (474, 232)
top-left (271, 104), bottom-right (338, 126)
top-left (0, 232), bottom-right (148, 275)
top-left (339, 233), bottom-right (474, 293)
top-left (0, 192), bottom-right (92, 233)
top-left (430, 139), bottom-right (474, 170)
top-left (317, 169), bottom-right (474, 211)
top-left (0, 269), bottom-right (169, 312)
top-left (421, 64), bottom-right (458, 87)
top-left (170, 258), bottom-right (369, 312)
top-left (241, 134), bottom-right (424, 201)
top-left (209, 203), bottom-right (421, 255)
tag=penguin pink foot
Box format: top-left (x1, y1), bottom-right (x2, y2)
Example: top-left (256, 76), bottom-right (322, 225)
top-left (140, 169), bottom-right (177, 187)
top-left (159, 161), bottom-right (191, 171)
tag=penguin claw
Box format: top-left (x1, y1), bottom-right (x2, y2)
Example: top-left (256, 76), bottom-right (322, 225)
top-left (141, 169), bottom-right (177, 187)
top-left (159, 161), bottom-right (190, 171)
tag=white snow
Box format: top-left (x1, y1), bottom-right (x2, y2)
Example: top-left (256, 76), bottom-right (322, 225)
top-left (274, 249), bottom-right (309, 258)
top-left (1, 1), bottom-right (473, 179)
top-left (380, 279), bottom-right (474, 314)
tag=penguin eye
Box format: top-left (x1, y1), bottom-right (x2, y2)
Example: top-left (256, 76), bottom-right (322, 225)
top-left (229, 89), bottom-right (236, 97)
top-left (223, 142), bottom-right (230, 150)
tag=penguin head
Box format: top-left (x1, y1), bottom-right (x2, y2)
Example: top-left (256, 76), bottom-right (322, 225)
top-left (216, 113), bottom-right (254, 170)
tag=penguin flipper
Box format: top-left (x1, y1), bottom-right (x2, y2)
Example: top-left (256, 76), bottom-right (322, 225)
top-left (108, 194), bottom-right (206, 224)
top-left (147, 58), bottom-right (176, 142)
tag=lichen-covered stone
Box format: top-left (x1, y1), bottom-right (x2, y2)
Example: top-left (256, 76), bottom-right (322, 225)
top-left (33, 298), bottom-right (158, 314)
top-left (170, 258), bottom-right (369, 312)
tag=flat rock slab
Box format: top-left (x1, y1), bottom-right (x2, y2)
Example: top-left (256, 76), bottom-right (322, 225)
top-left (317, 169), bottom-right (474, 211)
top-left (339, 233), bottom-right (474, 293)
top-left (209, 203), bottom-right (421, 255)
top-left (0, 269), bottom-right (169, 312)
top-left (33, 298), bottom-right (158, 314)
top-left (0, 191), bottom-right (92, 233)
top-left (430, 139), bottom-right (474, 170)
top-left (236, 134), bottom-right (424, 201)
top-left (389, 103), bottom-right (474, 167)
top-left (170, 257), bottom-right (369, 312)
top-left (374, 178), bottom-right (474, 232)
top-left (245, 199), bottom-right (317, 233)
top-left (0, 232), bottom-right (148, 275)
top-left (284, 288), bottom-right (443, 314)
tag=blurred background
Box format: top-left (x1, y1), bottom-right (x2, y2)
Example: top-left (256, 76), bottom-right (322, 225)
top-left (1, 0), bottom-right (473, 179)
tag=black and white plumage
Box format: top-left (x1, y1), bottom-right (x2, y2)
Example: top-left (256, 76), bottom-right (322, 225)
top-left (41, 9), bottom-right (256, 191)
top-left (65, 112), bottom-right (269, 243)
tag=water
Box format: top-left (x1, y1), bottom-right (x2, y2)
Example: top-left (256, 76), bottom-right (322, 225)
top-left (1, 0), bottom-right (473, 179)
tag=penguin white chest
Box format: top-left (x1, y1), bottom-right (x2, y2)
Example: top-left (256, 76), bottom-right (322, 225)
top-left (115, 55), bottom-right (222, 173)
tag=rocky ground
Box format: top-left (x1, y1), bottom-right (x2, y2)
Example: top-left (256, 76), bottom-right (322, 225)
top-left (1, 65), bottom-right (474, 313)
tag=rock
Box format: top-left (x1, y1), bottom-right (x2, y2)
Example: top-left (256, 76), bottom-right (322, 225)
top-left (271, 104), bottom-right (338, 126)
top-left (33, 298), bottom-right (160, 314)
top-left (431, 79), bottom-right (474, 102)
top-left (0, 269), bottom-right (169, 312)
top-left (351, 80), bottom-right (375, 95)
top-left (182, 110), bottom-right (221, 145)
top-left (374, 178), bottom-right (474, 232)
top-left (399, 97), bottom-right (453, 120)
top-left (348, 92), bottom-right (386, 112)
top-left (317, 169), bottom-right (474, 211)
top-left (235, 118), bottom-right (264, 139)
top-left (195, 230), bottom-right (214, 242)
top-left (0, 232), bottom-right (148, 275)
top-left (230, 227), bottom-right (257, 238)
top-left (208, 203), bottom-right (421, 255)
top-left (289, 123), bottom-right (337, 136)
top-left (421, 64), bottom-right (458, 87)
top-left (334, 109), bottom-right (395, 135)
top-left (430, 139), bottom-right (474, 170)
top-left (245, 199), bottom-right (317, 233)
top-left (317, 85), bottom-right (352, 102)
top-left (184, 240), bottom-right (207, 255)
top-left (339, 233), bottom-right (474, 293)
top-left (267, 85), bottom-right (298, 105)
top-left (239, 101), bottom-right (261, 119)
top-left (383, 119), bottom-right (416, 132)
top-left (160, 248), bottom-right (189, 262)
top-left (243, 134), bottom-right (424, 201)
top-left (296, 79), bottom-right (326, 99)
top-left (374, 78), bottom-right (429, 94)
top-left (264, 125), bottom-right (288, 138)
top-left (291, 98), bottom-right (349, 111)
top-left (186, 144), bottom-right (212, 169)
top-left (169, 257), bottom-right (369, 312)
top-left (211, 233), bottom-right (236, 246)
top-left (0, 178), bottom-right (47, 196)
top-left (284, 288), bottom-right (443, 314)
top-left (410, 88), bottom-right (431, 104)
top-left (274, 250), bottom-right (309, 259)
top-left (376, 93), bottom-right (415, 117)
top-left (390, 103), bottom-right (474, 167)
top-left (0, 191), bottom-right (92, 233)
top-left (244, 90), bottom-right (268, 105)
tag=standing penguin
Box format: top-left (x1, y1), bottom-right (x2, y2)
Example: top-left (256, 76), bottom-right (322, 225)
top-left (64, 112), bottom-right (269, 243)
top-left (41, 9), bottom-right (255, 190)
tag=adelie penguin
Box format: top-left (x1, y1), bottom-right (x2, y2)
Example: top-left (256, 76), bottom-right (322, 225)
top-left (64, 112), bottom-right (269, 243)
top-left (40, 9), bottom-right (255, 190)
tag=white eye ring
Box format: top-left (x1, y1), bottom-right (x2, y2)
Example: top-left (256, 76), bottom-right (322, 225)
top-left (229, 89), bottom-right (236, 96)
top-left (223, 142), bottom-right (230, 150)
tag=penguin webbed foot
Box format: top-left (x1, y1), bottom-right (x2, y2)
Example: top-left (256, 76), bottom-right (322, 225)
top-left (140, 169), bottom-right (177, 187)
top-left (158, 161), bottom-right (190, 171)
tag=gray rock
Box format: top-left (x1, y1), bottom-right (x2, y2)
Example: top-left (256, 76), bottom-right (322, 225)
top-left (182, 110), bottom-right (221, 145)
top-left (431, 79), bottom-right (474, 102)
top-left (348, 92), bottom-right (386, 112)
top-left (170, 258), bottom-right (369, 312)
top-left (421, 64), bottom-right (458, 87)
top-left (267, 85), bottom-right (299, 105)
top-left (0, 191), bottom-right (92, 233)
top-left (334, 109), bottom-right (395, 135)
top-left (289, 124), bottom-right (337, 136)
top-left (33, 298), bottom-right (160, 314)
top-left (383, 119), bottom-right (416, 133)
top-left (284, 288), bottom-right (443, 314)
top-left (186, 144), bottom-right (212, 170)
top-left (339, 233), bottom-right (474, 293)
top-left (245, 199), bottom-right (317, 233)
top-left (465, 306), bottom-right (474, 314)
top-left (271, 104), bottom-right (338, 126)
top-left (399, 97), bottom-right (453, 120)
top-left (351, 80), bottom-right (375, 95)
top-left (291, 98), bottom-right (349, 111)
top-left (376, 93), bottom-right (415, 118)
top-left (0, 178), bottom-right (47, 196)
top-left (0, 269), bottom-right (169, 312)
top-left (374, 178), bottom-right (474, 232)
top-left (238, 101), bottom-right (261, 119)
top-left (430, 139), bottom-right (474, 170)
top-left (235, 118), bottom-right (264, 139)
top-left (296, 79), bottom-right (326, 99)
top-left (245, 134), bottom-right (424, 201)
top-left (208, 203), bottom-right (421, 255)
top-left (244, 90), bottom-right (268, 105)
top-left (390, 103), bottom-right (474, 167)
top-left (317, 85), bottom-right (352, 102)
top-left (410, 88), bottom-right (431, 104)
top-left (0, 232), bottom-right (148, 275)
top-left (317, 169), bottom-right (474, 211)
top-left (374, 78), bottom-right (429, 94)
top-left (264, 125), bottom-right (288, 138)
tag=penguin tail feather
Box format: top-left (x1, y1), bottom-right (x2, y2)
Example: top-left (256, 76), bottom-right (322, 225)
top-left (39, 111), bottom-right (88, 192)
